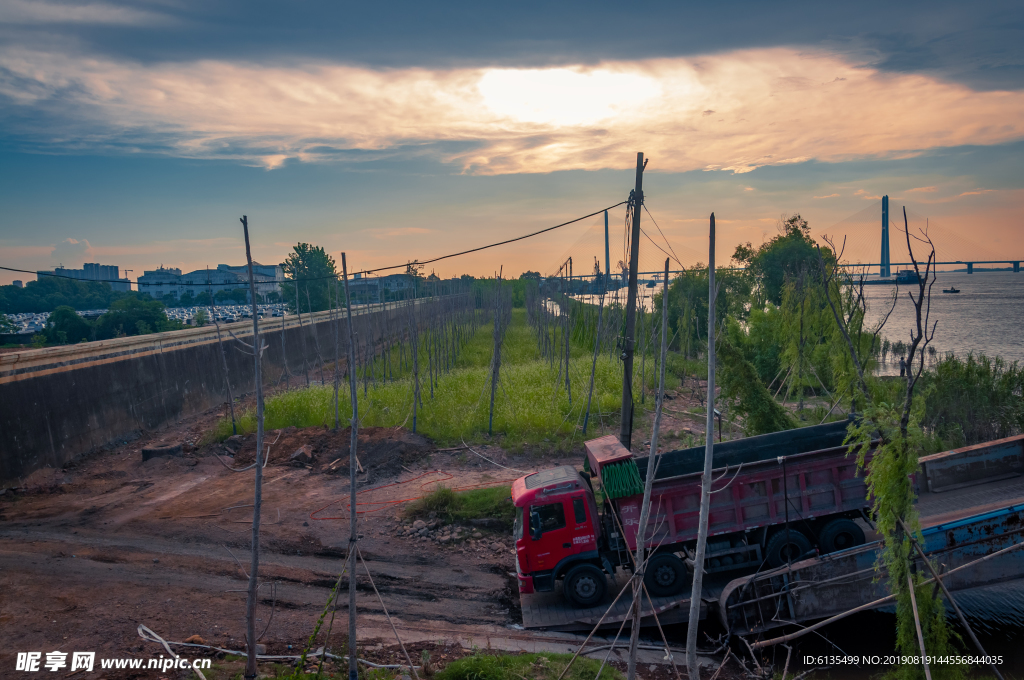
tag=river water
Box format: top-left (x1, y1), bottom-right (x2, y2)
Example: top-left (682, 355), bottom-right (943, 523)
top-left (596, 271), bottom-right (1024, 670)
top-left (864, 271), bottom-right (1024, 372)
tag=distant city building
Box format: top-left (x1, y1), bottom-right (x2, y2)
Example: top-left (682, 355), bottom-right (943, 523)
top-left (216, 263), bottom-right (284, 297)
top-left (36, 262), bottom-right (131, 292)
top-left (12, 280), bottom-right (23, 288)
top-left (137, 266), bottom-right (183, 298)
top-left (137, 263), bottom-right (284, 301)
top-left (346, 273), bottom-right (419, 301)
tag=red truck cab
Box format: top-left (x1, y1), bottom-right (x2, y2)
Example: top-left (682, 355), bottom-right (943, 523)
top-left (511, 465), bottom-right (609, 606)
top-left (512, 420), bottom-right (873, 609)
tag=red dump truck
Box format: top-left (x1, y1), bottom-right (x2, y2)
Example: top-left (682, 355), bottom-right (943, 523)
top-left (511, 419), bottom-right (873, 607)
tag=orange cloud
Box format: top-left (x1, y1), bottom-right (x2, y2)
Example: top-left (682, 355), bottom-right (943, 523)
top-left (3, 47), bottom-right (1024, 175)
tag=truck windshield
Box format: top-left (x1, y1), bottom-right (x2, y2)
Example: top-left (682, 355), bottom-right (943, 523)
top-left (514, 506), bottom-right (523, 540)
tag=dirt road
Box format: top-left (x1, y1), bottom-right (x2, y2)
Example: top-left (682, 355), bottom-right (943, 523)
top-left (0, 379), bottom-right (751, 679)
top-left (0, 413), bottom-right (585, 678)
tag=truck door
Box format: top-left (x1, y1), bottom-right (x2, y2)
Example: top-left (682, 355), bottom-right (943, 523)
top-left (569, 494), bottom-right (597, 554)
top-left (529, 499), bottom-right (573, 571)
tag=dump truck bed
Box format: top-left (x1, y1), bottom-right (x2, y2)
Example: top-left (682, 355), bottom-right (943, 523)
top-left (612, 420), bottom-right (869, 551)
top-left (632, 419), bottom-right (852, 481)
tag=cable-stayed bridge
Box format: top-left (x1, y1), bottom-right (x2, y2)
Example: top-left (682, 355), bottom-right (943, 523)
top-left (545, 199), bottom-right (1022, 289)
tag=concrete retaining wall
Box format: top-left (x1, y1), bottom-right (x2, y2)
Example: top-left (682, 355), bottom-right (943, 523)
top-left (0, 299), bottom-right (440, 482)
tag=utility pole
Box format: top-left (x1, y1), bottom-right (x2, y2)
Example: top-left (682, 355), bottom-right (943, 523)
top-left (619, 152), bottom-right (645, 449)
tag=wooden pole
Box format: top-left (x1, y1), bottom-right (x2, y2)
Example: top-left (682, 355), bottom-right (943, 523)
top-left (341, 253), bottom-right (360, 680)
top-left (686, 213), bottom-right (716, 680)
top-left (280, 302), bottom-right (290, 391)
top-left (566, 258), bottom-right (572, 405)
top-left (754, 539), bottom-right (1024, 650)
top-left (626, 257), bottom-right (670, 680)
top-left (207, 272), bottom-right (237, 435)
top-left (240, 216), bottom-right (264, 680)
top-left (296, 285), bottom-right (310, 386)
top-left (619, 152), bottom-right (645, 449)
top-left (898, 518), bottom-right (1003, 680)
top-left (488, 275), bottom-right (502, 436)
top-left (411, 299), bottom-right (420, 433)
top-left (582, 293), bottom-right (606, 435)
top-left (333, 279), bottom-right (341, 430)
top-left (907, 573), bottom-right (933, 680)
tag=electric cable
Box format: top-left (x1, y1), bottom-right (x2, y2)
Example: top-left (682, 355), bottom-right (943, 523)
top-left (0, 200), bottom-right (627, 289)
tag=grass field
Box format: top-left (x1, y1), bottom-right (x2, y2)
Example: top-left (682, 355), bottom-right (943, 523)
top-left (211, 308), bottom-right (645, 450)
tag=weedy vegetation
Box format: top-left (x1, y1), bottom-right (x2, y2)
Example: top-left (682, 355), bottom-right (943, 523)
top-left (404, 485), bottom-right (515, 527)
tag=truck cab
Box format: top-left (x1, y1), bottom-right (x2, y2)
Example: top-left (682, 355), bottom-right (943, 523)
top-left (511, 465), bottom-right (608, 606)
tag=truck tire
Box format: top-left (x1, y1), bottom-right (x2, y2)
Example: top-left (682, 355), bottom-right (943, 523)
top-left (644, 553), bottom-right (688, 597)
top-left (818, 518), bottom-right (865, 553)
top-left (764, 529), bottom-right (812, 568)
top-left (563, 564), bottom-right (607, 608)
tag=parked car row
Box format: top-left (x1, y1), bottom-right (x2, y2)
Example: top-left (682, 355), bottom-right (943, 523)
top-left (3, 303), bottom-right (291, 335)
top-left (164, 303), bottom-right (289, 325)
top-left (5, 310), bottom-right (107, 335)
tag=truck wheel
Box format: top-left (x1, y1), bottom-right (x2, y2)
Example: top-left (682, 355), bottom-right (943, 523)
top-left (764, 529), bottom-right (812, 568)
top-left (563, 564), bottom-right (607, 608)
top-left (818, 518), bottom-right (865, 553)
top-left (644, 553), bottom-right (688, 597)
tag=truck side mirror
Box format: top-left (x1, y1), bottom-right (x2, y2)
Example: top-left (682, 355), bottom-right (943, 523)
top-left (530, 510), bottom-right (542, 541)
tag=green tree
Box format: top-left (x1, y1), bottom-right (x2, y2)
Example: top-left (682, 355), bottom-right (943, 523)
top-left (0, 313), bottom-right (16, 335)
top-left (43, 306), bottom-right (93, 344)
top-left (0, 277), bottom-right (145, 314)
top-left (719, 329), bottom-right (798, 435)
top-left (733, 214), bottom-right (826, 306)
top-left (194, 309), bottom-right (209, 327)
top-left (95, 298), bottom-right (174, 339)
top-left (655, 264), bottom-right (751, 358)
top-left (922, 352), bottom-right (1024, 446)
top-left (280, 243), bottom-right (337, 313)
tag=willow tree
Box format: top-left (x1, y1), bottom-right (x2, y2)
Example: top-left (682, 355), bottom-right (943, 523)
top-left (820, 212), bottom-right (963, 680)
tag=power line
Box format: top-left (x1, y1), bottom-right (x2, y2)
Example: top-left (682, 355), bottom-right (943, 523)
top-left (640, 227), bottom-right (683, 269)
top-left (357, 201), bottom-right (627, 276)
top-left (0, 200), bottom-right (628, 290)
top-left (642, 204), bottom-right (683, 268)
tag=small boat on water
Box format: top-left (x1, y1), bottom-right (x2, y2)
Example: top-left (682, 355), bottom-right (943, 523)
top-left (943, 286), bottom-right (960, 294)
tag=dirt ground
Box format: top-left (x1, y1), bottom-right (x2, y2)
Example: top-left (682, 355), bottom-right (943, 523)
top-left (0, 383), bottom-right (750, 679)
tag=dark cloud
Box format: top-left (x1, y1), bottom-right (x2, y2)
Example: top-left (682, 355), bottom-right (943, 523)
top-left (0, 0), bottom-right (1020, 90)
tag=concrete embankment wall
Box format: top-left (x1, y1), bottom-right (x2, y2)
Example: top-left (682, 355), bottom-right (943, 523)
top-left (0, 299), bottom-right (435, 483)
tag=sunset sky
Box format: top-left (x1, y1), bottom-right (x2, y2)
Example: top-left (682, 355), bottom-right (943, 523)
top-left (1, 0), bottom-right (1022, 284)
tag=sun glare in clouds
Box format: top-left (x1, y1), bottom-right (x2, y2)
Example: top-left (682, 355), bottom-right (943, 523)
top-left (477, 68), bottom-right (660, 126)
top-left (2, 47), bottom-right (1024, 174)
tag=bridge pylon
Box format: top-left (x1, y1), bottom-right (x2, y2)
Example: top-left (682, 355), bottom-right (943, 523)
top-left (880, 195), bottom-right (891, 278)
